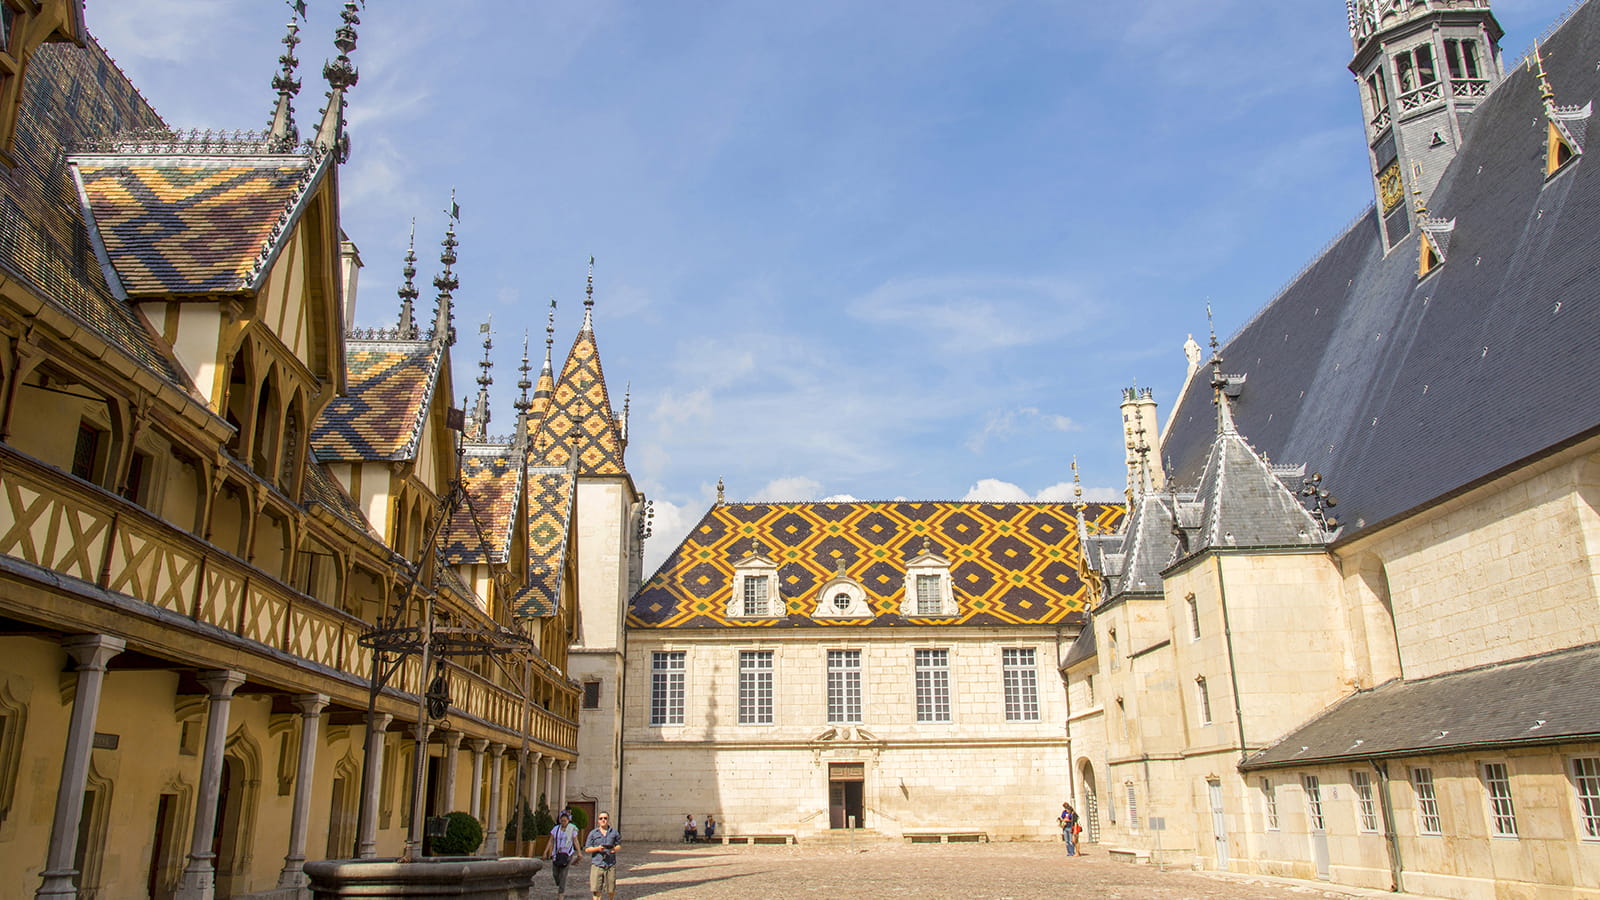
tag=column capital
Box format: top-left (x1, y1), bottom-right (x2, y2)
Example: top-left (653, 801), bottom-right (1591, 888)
top-left (197, 669), bottom-right (246, 699)
top-left (290, 693), bottom-right (330, 716)
top-left (413, 721), bottom-right (433, 741)
top-left (466, 738), bottom-right (489, 753)
top-left (488, 742), bottom-right (506, 759)
top-left (441, 730), bottom-right (463, 750)
top-left (562, 758), bottom-right (574, 770)
top-left (367, 711), bottom-right (394, 731)
top-left (61, 634), bottom-right (125, 671)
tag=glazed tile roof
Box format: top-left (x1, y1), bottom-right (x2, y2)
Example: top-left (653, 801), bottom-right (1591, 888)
top-left (311, 338), bottom-right (442, 461)
top-left (302, 455), bottom-right (376, 536)
top-left (632, 501), bottom-right (1125, 629)
top-left (442, 444), bottom-right (522, 565)
top-left (527, 324), bottom-right (625, 476)
top-left (0, 39), bottom-right (181, 381)
top-left (75, 157), bottom-right (316, 296)
top-left (508, 467), bottom-right (576, 618)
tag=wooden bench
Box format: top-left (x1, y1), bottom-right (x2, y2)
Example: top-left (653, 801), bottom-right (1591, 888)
top-left (720, 834), bottom-right (796, 845)
top-left (902, 830), bottom-right (988, 844)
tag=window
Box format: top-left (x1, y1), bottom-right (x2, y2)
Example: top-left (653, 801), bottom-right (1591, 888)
top-left (649, 652), bottom-right (685, 726)
top-left (1125, 781), bottom-right (1140, 833)
top-left (72, 422), bottom-right (102, 481)
top-left (1394, 43), bottom-right (1437, 94)
top-left (1443, 38), bottom-right (1482, 80)
top-left (1367, 70), bottom-right (1391, 121)
top-left (915, 575), bottom-right (941, 616)
top-left (581, 681), bottom-right (601, 710)
top-left (1085, 674), bottom-right (1095, 706)
top-left (1195, 676), bottom-right (1213, 726)
top-left (1187, 594), bottom-right (1201, 640)
top-left (826, 650), bottom-right (861, 724)
top-left (1481, 762), bottom-right (1517, 837)
top-left (1262, 778), bottom-right (1279, 831)
top-left (1001, 648), bottom-right (1039, 722)
top-left (742, 575), bottom-right (770, 617)
top-left (1351, 770), bottom-right (1378, 833)
top-left (1303, 775), bottom-right (1325, 830)
top-left (1573, 757), bottom-right (1600, 839)
top-left (738, 651), bottom-right (773, 725)
top-left (914, 649), bottom-right (950, 722)
top-left (1411, 766), bottom-right (1442, 834)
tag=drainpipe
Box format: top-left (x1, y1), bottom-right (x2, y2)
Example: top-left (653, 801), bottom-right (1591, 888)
top-left (1371, 759), bottom-right (1405, 892)
top-left (1214, 557), bottom-right (1249, 763)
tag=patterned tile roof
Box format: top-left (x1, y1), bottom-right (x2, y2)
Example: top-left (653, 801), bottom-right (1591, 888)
top-left (527, 325), bottom-right (625, 475)
top-left (302, 454), bottom-right (375, 536)
top-left (631, 501), bottom-right (1125, 629)
top-left (311, 338), bottom-right (441, 461)
top-left (509, 467), bottom-right (576, 618)
top-left (0, 39), bottom-right (180, 381)
top-left (442, 444), bottom-right (521, 565)
top-left (75, 157), bottom-right (316, 296)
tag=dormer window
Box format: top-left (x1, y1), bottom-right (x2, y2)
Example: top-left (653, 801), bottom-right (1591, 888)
top-left (900, 538), bottom-right (956, 618)
top-left (814, 559), bottom-right (871, 619)
top-left (728, 541), bottom-right (781, 620)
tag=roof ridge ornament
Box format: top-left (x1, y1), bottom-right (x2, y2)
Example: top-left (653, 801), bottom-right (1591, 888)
top-left (582, 255), bottom-right (595, 333)
top-left (397, 218), bottom-right (419, 339)
top-left (514, 330), bottom-right (533, 415)
top-left (469, 318), bottom-right (493, 440)
top-left (431, 193), bottom-right (460, 348)
top-left (266, 13), bottom-right (303, 151)
top-left (1533, 44), bottom-right (1590, 167)
top-left (313, 0), bottom-right (362, 163)
top-left (1207, 302), bottom-right (1238, 435)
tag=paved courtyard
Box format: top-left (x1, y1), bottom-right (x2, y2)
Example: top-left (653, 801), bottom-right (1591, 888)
top-left (535, 841), bottom-right (1439, 900)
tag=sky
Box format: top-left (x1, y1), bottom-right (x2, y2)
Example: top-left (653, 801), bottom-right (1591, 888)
top-left (91, 0), bottom-right (1576, 573)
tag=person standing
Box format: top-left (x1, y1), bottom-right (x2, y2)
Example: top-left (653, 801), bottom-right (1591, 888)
top-left (584, 811), bottom-right (621, 900)
top-left (545, 810), bottom-right (580, 900)
top-left (1059, 802), bottom-right (1080, 856)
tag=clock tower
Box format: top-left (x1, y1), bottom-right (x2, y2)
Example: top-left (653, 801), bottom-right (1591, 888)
top-left (1346, 0), bottom-right (1504, 251)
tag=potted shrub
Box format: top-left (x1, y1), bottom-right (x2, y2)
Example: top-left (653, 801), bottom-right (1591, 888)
top-left (429, 811), bottom-right (484, 856)
top-left (531, 793), bottom-right (556, 857)
top-left (505, 801), bottom-right (537, 857)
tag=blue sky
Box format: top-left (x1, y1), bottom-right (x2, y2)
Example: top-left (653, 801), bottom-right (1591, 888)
top-left (94, 0), bottom-right (1575, 571)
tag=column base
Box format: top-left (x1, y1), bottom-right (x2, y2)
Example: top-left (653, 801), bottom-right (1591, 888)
top-left (277, 859), bottom-right (307, 889)
top-left (34, 870), bottom-right (80, 900)
top-left (173, 859), bottom-right (217, 900)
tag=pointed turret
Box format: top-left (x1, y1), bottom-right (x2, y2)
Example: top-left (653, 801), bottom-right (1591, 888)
top-left (396, 220), bottom-right (419, 339)
top-left (1533, 44), bottom-right (1592, 175)
top-left (267, 17), bottom-right (303, 151)
top-left (314, 1), bottom-right (362, 163)
top-left (469, 319), bottom-right (494, 441)
top-left (430, 208), bottom-right (459, 348)
top-left (527, 264), bottom-right (626, 475)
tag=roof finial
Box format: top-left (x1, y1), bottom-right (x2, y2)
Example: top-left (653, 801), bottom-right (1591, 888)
top-left (396, 218), bottom-right (418, 338)
top-left (266, 14), bottom-right (303, 150)
top-left (313, 0), bottom-right (361, 162)
top-left (544, 299), bottom-right (556, 363)
top-left (621, 381), bottom-right (631, 444)
top-left (1207, 301), bottom-right (1237, 434)
top-left (1533, 43), bottom-right (1557, 105)
top-left (582, 256), bottom-right (595, 332)
top-left (431, 196), bottom-right (459, 347)
top-left (716, 478), bottom-right (725, 506)
top-left (470, 318), bottom-right (494, 440)
top-left (1411, 162), bottom-right (1428, 217)
top-left (514, 330), bottom-right (532, 414)
top-left (1072, 457), bottom-right (1084, 509)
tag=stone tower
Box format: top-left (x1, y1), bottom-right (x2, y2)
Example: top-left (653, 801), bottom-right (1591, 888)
top-left (1346, 0), bottom-right (1503, 250)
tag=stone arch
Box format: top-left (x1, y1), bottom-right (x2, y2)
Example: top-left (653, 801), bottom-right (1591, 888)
top-left (217, 726), bottom-right (263, 893)
top-left (326, 750), bottom-right (361, 859)
top-left (147, 772), bottom-right (194, 900)
top-left (223, 343), bottom-right (255, 458)
top-left (1076, 758), bottom-right (1100, 843)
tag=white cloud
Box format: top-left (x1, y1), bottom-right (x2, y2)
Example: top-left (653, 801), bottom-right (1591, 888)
top-left (850, 275), bottom-right (1101, 352)
top-left (756, 476), bottom-right (823, 501)
top-left (966, 406), bottom-right (1079, 454)
top-left (961, 479), bottom-right (1032, 502)
top-left (963, 478), bottom-right (1123, 503)
top-left (820, 493), bottom-right (860, 503)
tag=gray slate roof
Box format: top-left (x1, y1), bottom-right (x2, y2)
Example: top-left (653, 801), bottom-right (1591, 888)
top-left (1192, 411), bottom-right (1327, 549)
top-left (1242, 642), bottom-right (1600, 769)
top-left (1160, 1), bottom-right (1600, 537)
top-left (1062, 621), bottom-right (1097, 669)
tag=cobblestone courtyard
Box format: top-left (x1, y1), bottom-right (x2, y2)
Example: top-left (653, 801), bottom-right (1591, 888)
top-left (536, 841), bottom-right (1434, 900)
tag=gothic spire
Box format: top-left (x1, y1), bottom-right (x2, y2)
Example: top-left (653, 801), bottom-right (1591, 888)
top-left (470, 319), bottom-right (493, 440)
top-left (431, 198), bottom-right (459, 348)
top-left (514, 330), bottom-right (533, 415)
top-left (266, 14), bottom-right (303, 150)
top-left (313, 0), bottom-right (361, 162)
top-left (621, 381), bottom-right (631, 445)
top-left (582, 255), bottom-right (595, 333)
top-left (1207, 302), bottom-right (1236, 435)
top-left (396, 219), bottom-right (419, 339)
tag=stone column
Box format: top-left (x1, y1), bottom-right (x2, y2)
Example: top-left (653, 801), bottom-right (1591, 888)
top-left (405, 722), bottom-right (433, 859)
top-left (34, 634), bottom-right (125, 900)
top-left (174, 670), bottom-right (247, 900)
top-left (356, 711), bottom-right (393, 859)
top-left (527, 752), bottom-right (543, 808)
top-left (277, 693), bottom-right (329, 889)
top-left (466, 739), bottom-right (488, 821)
top-left (559, 760), bottom-right (571, 811)
top-left (439, 731), bottom-right (462, 814)
top-left (541, 757), bottom-right (555, 812)
top-left (483, 744), bottom-right (505, 857)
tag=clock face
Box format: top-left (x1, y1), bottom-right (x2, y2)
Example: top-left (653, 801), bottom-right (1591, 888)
top-left (833, 592), bottom-right (851, 611)
top-left (1378, 163), bottom-right (1405, 213)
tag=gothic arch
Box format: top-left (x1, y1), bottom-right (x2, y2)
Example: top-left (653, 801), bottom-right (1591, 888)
top-left (1076, 758), bottom-right (1100, 843)
top-left (77, 756), bottom-right (115, 900)
top-left (218, 726), bottom-right (263, 892)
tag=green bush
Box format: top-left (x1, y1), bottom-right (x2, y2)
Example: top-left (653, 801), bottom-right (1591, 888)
top-left (533, 793), bottom-right (556, 837)
top-left (431, 811), bottom-right (483, 856)
top-left (568, 806), bottom-right (588, 832)
top-left (505, 801), bottom-right (537, 842)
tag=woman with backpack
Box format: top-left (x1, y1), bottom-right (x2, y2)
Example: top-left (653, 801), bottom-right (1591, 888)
top-left (545, 809), bottom-right (580, 900)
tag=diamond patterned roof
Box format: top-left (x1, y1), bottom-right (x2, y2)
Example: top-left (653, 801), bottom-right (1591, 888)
top-left (75, 159), bottom-right (313, 295)
top-left (631, 501), bottom-right (1125, 629)
top-left (442, 445), bottom-right (521, 564)
top-left (527, 325), bottom-right (625, 475)
top-left (311, 339), bottom-right (441, 461)
top-left (508, 467), bottom-right (576, 618)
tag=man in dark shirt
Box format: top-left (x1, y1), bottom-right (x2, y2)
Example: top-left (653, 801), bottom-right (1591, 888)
top-left (583, 811), bottom-right (621, 900)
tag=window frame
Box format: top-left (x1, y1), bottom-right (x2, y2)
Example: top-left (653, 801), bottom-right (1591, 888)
top-left (913, 648), bottom-right (951, 723)
top-left (741, 574), bottom-right (771, 617)
top-left (728, 550), bottom-right (782, 620)
top-left (649, 651), bottom-right (686, 726)
top-left (1186, 593), bottom-right (1201, 641)
top-left (581, 680), bottom-right (601, 710)
top-left (1480, 761), bottom-right (1518, 838)
top-left (1410, 766), bottom-right (1442, 835)
top-left (1350, 769), bottom-right (1379, 833)
top-left (1262, 778), bottom-right (1279, 831)
top-left (825, 649), bottom-right (862, 724)
top-left (1001, 647), bottom-right (1039, 722)
top-left (1195, 675), bottom-right (1213, 726)
top-left (1303, 774), bottom-right (1325, 831)
top-left (1571, 756), bottom-right (1600, 841)
top-left (737, 650), bottom-right (774, 725)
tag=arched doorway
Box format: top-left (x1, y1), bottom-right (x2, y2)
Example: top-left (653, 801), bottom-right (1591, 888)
top-left (1078, 760), bottom-right (1100, 843)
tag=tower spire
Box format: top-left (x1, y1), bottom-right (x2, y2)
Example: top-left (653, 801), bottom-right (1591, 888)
top-left (514, 330), bottom-right (533, 414)
top-left (431, 196), bottom-right (459, 347)
top-left (1208, 302), bottom-right (1236, 435)
top-left (313, 0), bottom-right (361, 162)
top-left (396, 219), bottom-right (418, 339)
top-left (470, 318), bottom-right (493, 440)
top-left (266, 12), bottom-right (303, 151)
top-left (582, 255), bottom-right (595, 333)
top-left (621, 381), bottom-right (631, 445)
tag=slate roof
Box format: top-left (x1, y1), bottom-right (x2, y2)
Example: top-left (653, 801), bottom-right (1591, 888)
top-left (1099, 491), bottom-right (1184, 599)
top-left (312, 338), bottom-right (441, 461)
top-left (1159, 0), bottom-right (1600, 537)
top-left (631, 501), bottom-right (1126, 629)
top-left (441, 444), bottom-right (521, 565)
top-left (0, 39), bottom-right (182, 381)
top-left (508, 467), bottom-right (576, 618)
top-left (1191, 405), bottom-right (1327, 549)
top-left (527, 321), bottom-right (626, 476)
top-left (75, 157), bottom-right (318, 296)
top-left (1242, 642), bottom-right (1600, 769)
top-left (1061, 622), bottom-right (1098, 669)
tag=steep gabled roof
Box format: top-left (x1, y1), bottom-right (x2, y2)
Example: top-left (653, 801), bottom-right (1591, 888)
top-left (631, 500), bottom-right (1125, 629)
top-left (1103, 490), bottom-right (1193, 599)
top-left (441, 443), bottom-right (522, 565)
top-left (508, 466), bottom-right (576, 618)
top-left (528, 322), bottom-right (625, 475)
top-left (1190, 406), bottom-right (1327, 549)
top-left (302, 453), bottom-right (377, 536)
top-left (311, 338), bottom-right (442, 461)
top-left (1161, 1), bottom-right (1600, 536)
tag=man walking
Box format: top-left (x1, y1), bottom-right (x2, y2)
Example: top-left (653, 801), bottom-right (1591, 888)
top-left (584, 811), bottom-right (621, 900)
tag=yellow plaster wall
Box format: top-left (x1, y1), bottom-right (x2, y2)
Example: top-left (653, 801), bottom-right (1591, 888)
top-left (167, 305), bottom-right (225, 411)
